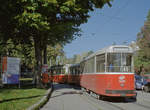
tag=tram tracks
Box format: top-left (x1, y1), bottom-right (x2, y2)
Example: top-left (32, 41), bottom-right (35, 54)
top-left (79, 91), bottom-right (125, 110)
top-left (133, 102), bottom-right (150, 110)
top-left (79, 93), bottom-right (102, 110)
top-left (78, 90), bottom-right (150, 110)
top-left (105, 102), bottom-right (125, 110)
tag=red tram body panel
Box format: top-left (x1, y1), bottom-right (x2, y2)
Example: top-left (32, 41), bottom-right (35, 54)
top-left (58, 74), bottom-right (68, 83)
top-left (42, 73), bottom-right (49, 83)
top-left (80, 73), bottom-right (135, 97)
top-left (68, 75), bottom-right (79, 84)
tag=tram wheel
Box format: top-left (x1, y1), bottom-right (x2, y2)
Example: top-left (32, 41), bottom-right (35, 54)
top-left (98, 95), bottom-right (104, 100)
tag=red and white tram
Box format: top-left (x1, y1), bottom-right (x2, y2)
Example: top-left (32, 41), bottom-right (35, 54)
top-left (49, 65), bottom-right (69, 83)
top-left (80, 45), bottom-right (136, 98)
top-left (43, 45), bottom-right (136, 98)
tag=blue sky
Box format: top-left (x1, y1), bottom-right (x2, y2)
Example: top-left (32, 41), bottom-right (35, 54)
top-left (64, 0), bottom-right (150, 58)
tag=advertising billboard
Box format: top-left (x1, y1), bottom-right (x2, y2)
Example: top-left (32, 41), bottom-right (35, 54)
top-left (2, 57), bottom-right (20, 84)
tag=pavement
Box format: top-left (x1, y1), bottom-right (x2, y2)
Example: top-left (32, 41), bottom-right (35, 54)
top-left (41, 83), bottom-right (99, 110)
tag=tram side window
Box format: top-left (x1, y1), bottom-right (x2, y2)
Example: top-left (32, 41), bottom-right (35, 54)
top-left (70, 67), bottom-right (72, 74)
top-left (83, 57), bottom-right (95, 73)
top-left (56, 69), bottom-right (58, 74)
top-left (70, 67), bottom-right (75, 75)
top-left (53, 69), bottom-right (56, 75)
top-left (73, 68), bottom-right (76, 75)
top-left (80, 62), bottom-right (85, 74)
top-left (83, 61), bottom-right (88, 73)
top-left (77, 66), bottom-right (81, 74)
top-left (96, 54), bottom-right (105, 72)
top-left (61, 68), bottom-right (65, 74)
top-left (57, 68), bottom-right (61, 74)
top-left (75, 67), bottom-right (78, 75)
top-left (88, 57), bottom-right (95, 73)
top-left (73, 67), bottom-right (76, 75)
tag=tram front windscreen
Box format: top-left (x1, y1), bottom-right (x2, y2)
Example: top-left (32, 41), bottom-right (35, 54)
top-left (106, 53), bottom-right (132, 72)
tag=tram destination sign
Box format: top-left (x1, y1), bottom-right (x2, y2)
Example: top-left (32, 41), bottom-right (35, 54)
top-left (113, 47), bottom-right (129, 52)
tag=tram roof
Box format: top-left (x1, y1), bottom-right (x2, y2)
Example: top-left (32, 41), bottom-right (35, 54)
top-left (83, 45), bottom-right (133, 61)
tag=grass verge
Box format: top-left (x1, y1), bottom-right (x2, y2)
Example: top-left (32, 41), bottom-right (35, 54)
top-left (0, 87), bottom-right (47, 110)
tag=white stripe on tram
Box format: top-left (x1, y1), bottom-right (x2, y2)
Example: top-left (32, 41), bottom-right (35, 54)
top-left (82, 72), bottom-right (134, 75)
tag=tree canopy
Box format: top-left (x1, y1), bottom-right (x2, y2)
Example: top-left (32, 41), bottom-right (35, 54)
top-left (135, 10), bottom-right (150, 72)
top-left (0, 0), bottom-right (112, 87)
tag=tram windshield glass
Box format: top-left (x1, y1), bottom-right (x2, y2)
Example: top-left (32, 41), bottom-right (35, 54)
top-left (107, 53), bottom-right (132, 72)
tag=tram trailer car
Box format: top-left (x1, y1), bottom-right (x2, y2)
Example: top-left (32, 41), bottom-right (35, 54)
top-left (48, 64), bottom-right (81, 84)
top-left (50, 65), bottom-right (68, 83)
top-left (80, 45), bottom-right (136, 98)
top-left (67, 64), bottom-right (80, 85)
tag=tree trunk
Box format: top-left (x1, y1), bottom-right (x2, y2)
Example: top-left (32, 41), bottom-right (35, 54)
top-left (43, 44), bottom-right (47, 64)
top-left (33, 37), bottom-right (43, 88)
top-left (54, 56), bottom-right (57, 65)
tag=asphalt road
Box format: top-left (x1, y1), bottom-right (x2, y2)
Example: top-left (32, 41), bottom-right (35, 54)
top-left (41, 84), bottom-right (150, 110)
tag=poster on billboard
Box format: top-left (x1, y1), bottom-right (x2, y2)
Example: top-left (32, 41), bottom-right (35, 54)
top-left (2, 57), bottom-right (20, 84)
top-left (42, 64), bottom-right (49, 73)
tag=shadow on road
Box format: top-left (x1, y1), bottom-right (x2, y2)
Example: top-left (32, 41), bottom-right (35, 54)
top-left (51, 91), bottom-right (83, 98)
top-left (101, 96), bottom-right (136, 103)
top-left (52, 83), bottom-right (81, 91)
top-left (50, 83), bottom-right (82, 98)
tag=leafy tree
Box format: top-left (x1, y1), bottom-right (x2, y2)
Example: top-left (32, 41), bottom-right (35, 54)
top-left (0, 0), bottom-right (112, 87)
top-left (66, 51), bottom-right (94, 64)
top-left (47, 44), bottom-right (65, 66)
top-left (135, 10), bottom-right (150, 72)
top-left (72, 54), bottom-right (81, 64)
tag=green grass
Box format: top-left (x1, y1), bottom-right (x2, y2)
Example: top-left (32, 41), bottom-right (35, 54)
top-left (20, 78), bottom-right (33, 81)
top-left (0, 88), bottom-right (47, 110)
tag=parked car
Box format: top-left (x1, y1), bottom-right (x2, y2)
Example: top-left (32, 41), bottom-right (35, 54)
top-left (143, 74), bottom-right (150, 92)
top-left (135, 74), bottom-right (147, 90)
